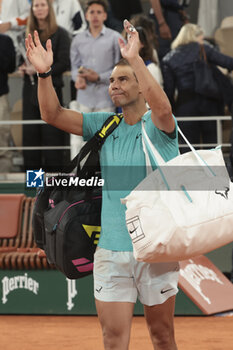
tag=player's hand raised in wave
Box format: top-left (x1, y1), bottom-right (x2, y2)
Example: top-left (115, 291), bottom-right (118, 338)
top-left (118, 19), bottom-right (140, 61)
top-left (25, 30), bottom-right (53, 74)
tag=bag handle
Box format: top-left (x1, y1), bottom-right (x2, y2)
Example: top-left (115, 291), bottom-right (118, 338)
top-left (141, 132), bottom-right (153, 176)
top-left (141, 122), bottom-right (171, 190)
top-left (178, 126), bottom-right (216, 176)
top-left (141, 120), bottom-right (216, 178)
top-left (141, 121), bottom-right (166, 165)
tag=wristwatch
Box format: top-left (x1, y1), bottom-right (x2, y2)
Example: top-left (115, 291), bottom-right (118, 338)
top-left (37, 68), bottom-right (52, 78)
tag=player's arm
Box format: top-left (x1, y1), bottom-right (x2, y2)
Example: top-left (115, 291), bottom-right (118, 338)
top-left (38, 76), bottom-right (83, 135)
top-left (119, 20), bottom-right (174, 133)
top-left (131, 55), bottom-right (174, 133)
top-left (26, 30), bottom-right (83, 136)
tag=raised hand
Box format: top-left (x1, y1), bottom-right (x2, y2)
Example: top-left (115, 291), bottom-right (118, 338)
top-left (25, 31), bottom-right (53, 74)
top-left (118, 19), bottom-right (140, 61)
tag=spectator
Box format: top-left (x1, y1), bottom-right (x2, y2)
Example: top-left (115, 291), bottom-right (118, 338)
top-left (129, 14), bottom-right (158, 50)
top-left (70, 0), bottom-right (122, 113)
top-left (104, 0), bottom-right (122, 33)
top-left (51, 0), bottom-right (87, 106)
top-left (162, 23), bottom-right (233, 151)
top-left (149, 0), bottom-right (190, 61)
top-left (137, 26), bottom-right (163, 87)
top-left (0, 33), bottom-right (16, 172)
top-left (20, 0), bottom-right (70, 171)
top-left (0, 0), bottom-right (30, 66)
top-left (125, 14), bottom-right (163, 87)
top-left (51, 0), bottom-right (86, 37)
top-left (105, 0), bottom-right (142, 33)
top-left (123, 25), bottom-right (163, 88)
top-left (107, 0), bottom-right (142, 25)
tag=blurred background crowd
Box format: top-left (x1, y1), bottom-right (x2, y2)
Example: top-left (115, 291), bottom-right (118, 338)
top-left (1, 0), bottom-right (233, 175)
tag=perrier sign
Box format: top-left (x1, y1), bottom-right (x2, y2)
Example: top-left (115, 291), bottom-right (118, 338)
top-left (0, 270), bottom-right (96, 314)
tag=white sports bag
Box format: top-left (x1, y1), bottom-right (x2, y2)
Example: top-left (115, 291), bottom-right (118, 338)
top-left (122, 121), bottom-right (233, 262)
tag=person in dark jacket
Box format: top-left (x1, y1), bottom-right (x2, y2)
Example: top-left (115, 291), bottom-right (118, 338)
top-left (162, 23), bottom-right (233, 151)
top-left (0, 33), bottom-right (16, 172)
top-left (106, 0), bottom-right (142, 32)
top-left (149, 0), bottom-right (190, 61)
top-left (19, 0), bottom-right (70, 171)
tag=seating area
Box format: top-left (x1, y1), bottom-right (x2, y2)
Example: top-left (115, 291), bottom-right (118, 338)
top-left (0, 194), bottom-right (53, 270)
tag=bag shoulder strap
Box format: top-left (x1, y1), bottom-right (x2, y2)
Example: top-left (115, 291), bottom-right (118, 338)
top-left (95, 114), bottom-right (123, 141)
top-left (64, 113), bottom-right (123, 173)
top-left (141, 120), bottom-right (216, 178)
top-left (199, 44), bottom-right (207, 62)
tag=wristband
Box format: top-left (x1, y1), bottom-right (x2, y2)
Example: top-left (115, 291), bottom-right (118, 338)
top-left (37, 68), bottom-right (52, 78)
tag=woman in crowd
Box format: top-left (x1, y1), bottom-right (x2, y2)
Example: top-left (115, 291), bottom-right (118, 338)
top-left (162, 23), bottom-right (233, 151)
top-left (123, 15), bottom-right (163, 87)
top-left (136, 25), bottom-right (163, 87)
top-left (19, 0), bottom-right (70, 171)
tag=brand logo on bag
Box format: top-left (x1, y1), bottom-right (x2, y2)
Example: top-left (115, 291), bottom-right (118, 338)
top-left (82, 225), bottom-right (101, 245)
top-left (180, 259), bottom-right (223, 304)
top-left (1, 273), bottom-right (39, 304)
top-left (26, 169), bottom-right (44, 187)
top-left (66, 278), bottom-right (78, 311)
top-left (215, 187), bottom-right (229, 199)
top-left (71, 257), bottom-right (93, 273)
top-left (126, 216), bottom-right (145, 243)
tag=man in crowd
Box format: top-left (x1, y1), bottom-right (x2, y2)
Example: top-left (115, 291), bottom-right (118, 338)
top-left (0, 0), bottom-right (30, 65)
top-left (150, 0), bottom-right (190, 60)
top-left (0, 33), bottom-right (16, 172)
top-left (70, 0), bottom-right (122, 113)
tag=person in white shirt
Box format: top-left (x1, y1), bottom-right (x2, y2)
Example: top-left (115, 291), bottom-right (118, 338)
top-left (0, 0), bottom-right (30, 65)
top-left (51, 0), bottom-right (86, 37)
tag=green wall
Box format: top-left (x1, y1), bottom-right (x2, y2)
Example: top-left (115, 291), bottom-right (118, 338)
top-left (0, 270), bottom-right (201, 315)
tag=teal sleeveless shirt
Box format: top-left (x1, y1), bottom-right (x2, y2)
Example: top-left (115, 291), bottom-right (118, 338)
top-left (82, 110), bottom-right (179, 251)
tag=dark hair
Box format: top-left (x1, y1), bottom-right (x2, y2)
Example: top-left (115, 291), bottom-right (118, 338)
top-left (85, 0), bottom-right (108, 13)
top-left (136, 26), bottom-right (155, 63)
top-left (129, 14), bottom-right (158, 51)
top-left (114, 58), bottom-right (138, 81)
top-left (115, 58), bottom-right (130, 67)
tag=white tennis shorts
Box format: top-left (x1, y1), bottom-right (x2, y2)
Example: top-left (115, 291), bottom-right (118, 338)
top-left (94, 248), bottom-right (180, 306)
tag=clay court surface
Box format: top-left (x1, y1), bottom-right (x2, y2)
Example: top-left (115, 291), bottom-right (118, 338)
top-left (1, 315), bottom-right (233, 349)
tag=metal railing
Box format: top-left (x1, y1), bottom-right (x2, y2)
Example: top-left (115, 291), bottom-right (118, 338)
top-left (0, 119), bottom-right (70, 151)
top-left (0, 115), bottom-right (232, 151)
top-left (176, 116), bottom-right (232, 148)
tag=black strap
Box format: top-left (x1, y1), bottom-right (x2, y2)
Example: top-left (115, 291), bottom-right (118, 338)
top-left (62, 114), bottom-right (123, 174)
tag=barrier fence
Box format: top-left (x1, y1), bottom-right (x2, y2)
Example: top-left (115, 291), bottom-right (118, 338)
top-left (0, 115), bottom-right (232, 151)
